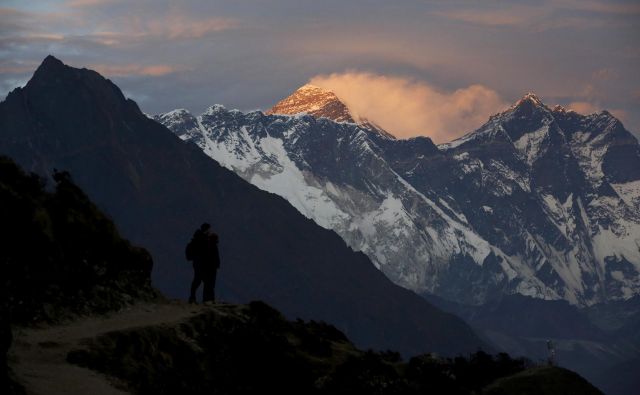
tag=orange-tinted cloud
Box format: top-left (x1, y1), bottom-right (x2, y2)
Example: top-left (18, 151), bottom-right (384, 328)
top-left (0, 60), bottom-right (40, 74)
top-left (87, 14), bottom-right (239, 43)
top-left (84, 31), bottom-right (123, 46)
top-left (25, 33), bottom-right (65, 41)
top-left (309, 72), bottom-right (507, 143)
top-left (89, 64), bottom-right (179, 77)
top-left (567, 101), bottom-right (600, 114)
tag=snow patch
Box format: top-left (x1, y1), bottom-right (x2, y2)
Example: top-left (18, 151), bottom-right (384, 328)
top-left (611, 180), bottom-right (640, 207)
top-left (513, 125), bottom-right (549, 165)
top-left (247, 136), bottom-right (350, 229)
top-left (569, 131), bottom-right (608, 187)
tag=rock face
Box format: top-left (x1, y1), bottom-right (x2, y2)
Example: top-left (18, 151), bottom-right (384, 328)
top-left (157, 90), bottom-right (640, 306)
top-left (0, 56), bottom-right (486, 356)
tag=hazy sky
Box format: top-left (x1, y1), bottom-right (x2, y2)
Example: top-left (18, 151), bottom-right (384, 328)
top-left (1, 0), bottom-right (639, 141)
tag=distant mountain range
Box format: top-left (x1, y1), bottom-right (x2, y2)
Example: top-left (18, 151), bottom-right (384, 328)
top-left (157, 84), bottom-right (640, 307)
top-left (0, 56), bottom-right (485, 357)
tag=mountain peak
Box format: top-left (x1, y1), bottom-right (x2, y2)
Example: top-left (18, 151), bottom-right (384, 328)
top-left (163, 108), bottom-right (192, 117)
top-left (552, 104), bottom-right (568, 113)
top-left (515, 92), bottom-right (545, 108)
top-left (296, 83), bottom-right (327, 93)
top-left (266, 83), bottom-right (356, 123)
top-left (31, 55), bottom-right (66, 80)
top-left (41, 54), bottom-right (64, 68)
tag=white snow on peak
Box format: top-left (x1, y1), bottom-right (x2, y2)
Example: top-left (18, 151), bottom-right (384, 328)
top-left (164, 108), bottom-right (191, 117)
top-left (199, 122), bottom-right (260, 173)
top-left (297, 83), bottom-right (327, 93)
top-left (153, 109), bottom-right (193, 123)
top-left (204, 104), bottom-right (228, 115)
top-left (515, 92), bottom-right (545, 108)
top-left (552, 105), bottom-right (570, 113)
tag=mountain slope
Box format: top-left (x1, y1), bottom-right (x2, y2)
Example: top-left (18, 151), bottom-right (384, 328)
top-left (158, 90), bottom-right (640, 306)
top-left (0, 155), bottom-right (157, 324)
top-left (0, 56), bottom-right (485, 356)
top-left (159, 106), bottom-right (498, 295)
top-left (1, 154), bottom-right (157, 395)
top-left (434, 95), bottom-right (640, 305)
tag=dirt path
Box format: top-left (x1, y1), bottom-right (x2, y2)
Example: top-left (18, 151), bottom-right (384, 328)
top-left (8, 301), bottom-right (205, 395)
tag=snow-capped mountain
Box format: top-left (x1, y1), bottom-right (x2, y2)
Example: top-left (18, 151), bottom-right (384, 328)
top-left (155, 89), bottom-right (640, 306)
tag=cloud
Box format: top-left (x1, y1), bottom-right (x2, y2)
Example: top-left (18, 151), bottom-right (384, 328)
top-left (309, 72), bottom-right (508, 143)
top-left (66, 0), bottom-right (123, 7)
top-left (0, 7), bottom-right (72, 37)
top-left (567, 101), bottom-right (600, 114)
top-left (557, 0), bottom-right (640, 15)
top-left (591, 68), bottom-right (618, 81)
top-left (567, 101), bottom-right (628, 122)
top-left (82, 14), bottom-right (239, 44)
top-left (143, 15), bottom-right (238, 39)
top-left (433, 9), bottom-right (540, 28)
top-left (1, 77), bottom-right (29, 98)
top-left (0, 60), bottom-right (40, 74)
top-left (89, 63), bottom-right (180, 77)
top-left (610, 109), bottom-right (629, 122)
top-left (83, 31), bottom-right (124, 46)
top-left (0, 1), bottom-right (636, 135)
top-left (433, 0), bottom-right (637, 31)
top-left (1, 4), bottom-right (238, 49)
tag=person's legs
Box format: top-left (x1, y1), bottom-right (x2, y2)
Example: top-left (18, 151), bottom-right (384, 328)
top-left (189, 263), bottom-right (203, 303)
top-left (203, 269), bottom-right (217, 303)
top-left (0, 319), bottom-right (10, 392)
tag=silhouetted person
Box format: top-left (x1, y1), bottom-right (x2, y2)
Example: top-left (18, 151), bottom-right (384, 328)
top-left (186, 223), bottom-right (220, 304)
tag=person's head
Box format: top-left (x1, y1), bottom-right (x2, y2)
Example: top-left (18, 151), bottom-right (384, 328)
top-left (200, 223), bottom-right (211, 232)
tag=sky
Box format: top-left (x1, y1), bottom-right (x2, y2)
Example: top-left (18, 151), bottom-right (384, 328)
top-left (1, 0), bottom-right (639, 142)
